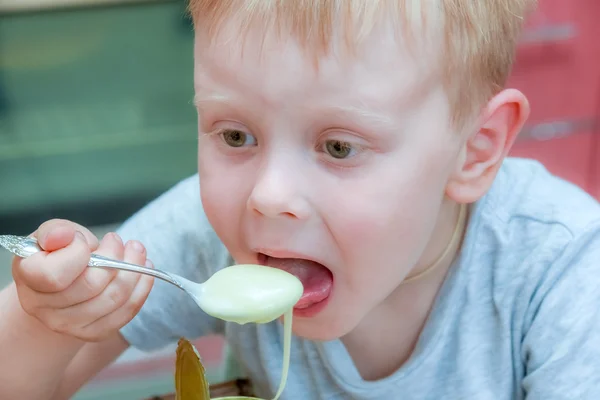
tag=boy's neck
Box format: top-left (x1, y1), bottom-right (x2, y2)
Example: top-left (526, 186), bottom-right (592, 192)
top-left (341, 201), bottom-right (468, 381)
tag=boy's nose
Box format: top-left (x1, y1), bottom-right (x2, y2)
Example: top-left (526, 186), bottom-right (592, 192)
top-left (247, 165), bottom-right (311, 220)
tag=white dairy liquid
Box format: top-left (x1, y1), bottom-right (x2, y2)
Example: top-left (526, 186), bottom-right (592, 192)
top-left (196, 264), bottom-right (302, 400)
top-left (271, 309), bottom-right (293, 400)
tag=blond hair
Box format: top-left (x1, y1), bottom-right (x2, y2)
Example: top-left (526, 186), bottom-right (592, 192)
top-left (188, 0), bottom-right (537, 129)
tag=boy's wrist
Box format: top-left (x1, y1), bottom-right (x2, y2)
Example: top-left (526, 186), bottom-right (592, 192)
top-left (4, 283), bottom-right (85, 355)
top-left (0, 284), bottom-right (85, 399)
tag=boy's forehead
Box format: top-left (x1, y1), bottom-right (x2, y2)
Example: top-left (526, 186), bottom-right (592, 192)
top-left (193, 20), bottom-right (441, 111)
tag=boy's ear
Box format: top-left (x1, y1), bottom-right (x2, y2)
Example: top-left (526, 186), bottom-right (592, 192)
top-left (446, 89), bottom-right (530, 203)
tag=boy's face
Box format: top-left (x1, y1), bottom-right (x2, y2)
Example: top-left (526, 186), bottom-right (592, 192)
top-left (194, 24), bottom-right (465, 340)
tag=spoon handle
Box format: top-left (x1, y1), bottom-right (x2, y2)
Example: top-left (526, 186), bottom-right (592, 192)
top-left (87, 253), bottom-right (184, 288)
top-left (0, 234), bottom-right (184, 289)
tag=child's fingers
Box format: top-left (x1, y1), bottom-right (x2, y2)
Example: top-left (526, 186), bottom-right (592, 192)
top-left (74, 231), bottom-right (125, 293)
top-left (11, 218), bottom-right (155, 344)
top-left (79, 272), bottom-right (154, 341)
top-left (37, 238), bottom-right (147, 308)
top-left (14, 232), bottom-right (127, 312)
top-left (35, 219), bottom-right (99, 252)
top-left (43, 240), bottom-right (147, 331)
top-left (49, 268), bottom-right (142, 329)
top-left (16, 266), bottom-right (114, 309)
top-left (122, 240), bottom-right (146, 265)
top-left (15, 232), bottom-right (91, 293)
top-left (94, 232), bottom-right (125, 261)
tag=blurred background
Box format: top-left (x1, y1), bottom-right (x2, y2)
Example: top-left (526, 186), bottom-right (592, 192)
top-left (0, 0), bottom-right (599, 398)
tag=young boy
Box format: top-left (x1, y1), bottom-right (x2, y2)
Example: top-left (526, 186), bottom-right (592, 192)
top-left (2, 0), bottom-right (600, 398)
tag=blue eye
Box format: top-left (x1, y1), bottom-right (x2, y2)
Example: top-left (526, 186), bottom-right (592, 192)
top-left (221, 129), bottom-right (257, 147)
top-left (324, 140), bottom-right (355, 159)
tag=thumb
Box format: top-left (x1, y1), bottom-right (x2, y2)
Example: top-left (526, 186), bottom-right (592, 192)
top-left (36, 224), bottom-right (76, 252)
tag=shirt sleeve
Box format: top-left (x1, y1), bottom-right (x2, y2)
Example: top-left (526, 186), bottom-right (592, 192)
top-left (521, 221), bottom-right (600, 399)
top-left (116, 175), bottom-right (231, 351)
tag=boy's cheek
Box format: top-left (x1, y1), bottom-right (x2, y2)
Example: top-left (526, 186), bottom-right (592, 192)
top-left (200, 180), bottom-right (242, 240)
top-left (331, 208), bottom-right (419, 259)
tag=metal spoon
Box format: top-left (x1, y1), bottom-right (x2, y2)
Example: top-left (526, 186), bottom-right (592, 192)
top-left (0, 234), bottom-right (302, 324)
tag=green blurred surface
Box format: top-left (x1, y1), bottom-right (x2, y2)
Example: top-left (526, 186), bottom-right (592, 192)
top-left (0, 2), bottom-right (214, 398)
top-left (0, 1), bottom-right (198, 215)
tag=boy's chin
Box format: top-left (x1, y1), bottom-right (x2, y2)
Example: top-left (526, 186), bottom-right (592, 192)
top-left (291, 315), bottom-right (356, 342)
top-left (292, 325), bottom-right (341, 342)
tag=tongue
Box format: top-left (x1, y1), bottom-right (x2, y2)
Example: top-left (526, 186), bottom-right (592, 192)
top-left (264, 257), bottom-right (333, 308)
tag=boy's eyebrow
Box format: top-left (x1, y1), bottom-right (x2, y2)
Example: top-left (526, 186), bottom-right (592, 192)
top-left (193, 93), bottom-right (395, 127)
top-left (322, 104), bottom-right (394, 127)
top-left (193, 93), bottom-right (231, 107)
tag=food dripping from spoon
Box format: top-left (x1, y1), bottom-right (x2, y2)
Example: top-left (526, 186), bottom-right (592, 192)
top-left (178, 265), bottom-right (302, 400)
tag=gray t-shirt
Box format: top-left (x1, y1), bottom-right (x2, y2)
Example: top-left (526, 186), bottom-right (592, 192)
top-left (118, 158), bottom-right (600, 399)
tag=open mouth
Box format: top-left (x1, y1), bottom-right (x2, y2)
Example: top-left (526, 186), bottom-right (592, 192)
top-left (257, 252), bottom-right (334, 317)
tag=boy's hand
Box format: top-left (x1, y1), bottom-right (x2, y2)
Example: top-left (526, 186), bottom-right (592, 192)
top-left (11, 219), bottom-right (154, 342)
